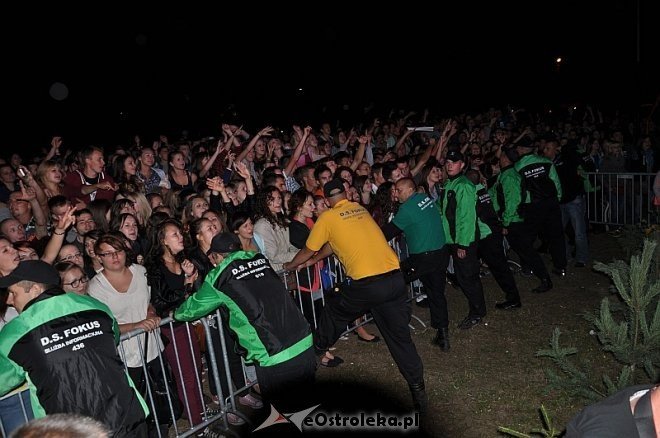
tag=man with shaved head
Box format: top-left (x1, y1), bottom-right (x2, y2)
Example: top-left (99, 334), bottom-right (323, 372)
top-left (382, 178), bottom-right (451, 351)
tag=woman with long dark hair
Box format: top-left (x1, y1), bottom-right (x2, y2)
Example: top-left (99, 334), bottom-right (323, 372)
top-left (144, 219), bottom-right (204, 427)
top-left (253, 187), bottom-right (299, 272)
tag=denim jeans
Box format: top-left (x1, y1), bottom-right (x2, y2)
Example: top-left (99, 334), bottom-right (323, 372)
top-left (561, 195), bottom-right (589, 264)
top-left (0, 390), bottom-right (33, 435)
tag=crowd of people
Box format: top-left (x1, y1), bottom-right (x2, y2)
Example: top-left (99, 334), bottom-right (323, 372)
top-left (0, 103), bottom-right (657, 436)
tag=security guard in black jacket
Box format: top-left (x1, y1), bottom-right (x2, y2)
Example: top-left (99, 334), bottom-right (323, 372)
top-left (514, 136), bottom-right (567, 278)
top-left (0, 261), bottom-right (148, 437)
top-left (465, 170), bottom-right (521, 309)
top-left (494, 148), bottom-right (553, 294)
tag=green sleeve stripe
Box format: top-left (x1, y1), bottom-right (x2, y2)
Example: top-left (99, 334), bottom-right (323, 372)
top-left (264, 334), bottom-right (313, 366)
top-left (176, 251), bottom-right (313, 366)
top-left (0, 294), bottom-right (119, 357)
top-left (26, 374), bottom-right (46, 418)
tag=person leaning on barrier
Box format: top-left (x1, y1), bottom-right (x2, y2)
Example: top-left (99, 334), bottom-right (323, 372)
top-left (381, 177), bottom-right (451, 351)
top-left (173, 232), bottom-right (316, 413)
top-left (283, 178), bottom-right (428, 414)
top-left (0, 260), bottom-right (148, 437)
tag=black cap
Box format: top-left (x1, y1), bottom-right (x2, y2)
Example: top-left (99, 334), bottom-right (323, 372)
top-left (0, 261), bottom-right (60, 288)
top-left (516, 136), bottom-right (534, 149)
top-left (207, 232), bottom-right (241, 255)
top-left (323, 178), bottom-right (346, 198)
top-left (445, 150), bottom-right (465, 162)
top-left (504, 146), bottom-right (519, 163)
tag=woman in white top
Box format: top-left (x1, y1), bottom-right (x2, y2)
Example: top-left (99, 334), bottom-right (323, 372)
top-left (87, 234), bottom-right (161, 380)
top-left (253, 187), bottom-right (299, 272)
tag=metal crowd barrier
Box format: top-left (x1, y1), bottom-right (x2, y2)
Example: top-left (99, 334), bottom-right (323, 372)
top-left (2, 239), bottom-right (433, 438)
top-left (117, 316), bottom-right (253, 437)
top-left (584, 171), bottom-right (656, 226)
top-left (279, 237), bottom-right (428, 334)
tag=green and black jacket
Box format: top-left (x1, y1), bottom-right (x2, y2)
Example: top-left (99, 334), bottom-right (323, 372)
top-left (514, 152), bottom-right (563, 203)
top-left (0, 287), bottom-right (147, 435)
top-left (493, 165), bottom-right (525, 226)
top-left (439, 174), bottom-right (479, 249)
top-left (174, 251), bottom-right (312, 367)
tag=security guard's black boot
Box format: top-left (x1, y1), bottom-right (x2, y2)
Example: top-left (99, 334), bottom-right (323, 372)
top-left (532, 277), bottom-right (553, 294)
top-left (432, 328), bottom-right (450, 352)
top-left (409, 382), bottom-right (428, 415)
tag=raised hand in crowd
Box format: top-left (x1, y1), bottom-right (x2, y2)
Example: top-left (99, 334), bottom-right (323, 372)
top-left (41, 204), bottom-right (77, 264)
top-left (17, 164), bottom-right (48, 214)
top-left (181, 258), bottom-right (198, 288)
top-left (44, 136), bottom-right (63, 161)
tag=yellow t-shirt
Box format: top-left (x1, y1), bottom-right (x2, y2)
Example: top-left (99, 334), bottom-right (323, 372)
top-left (306, 199), bottom-right (399, 280)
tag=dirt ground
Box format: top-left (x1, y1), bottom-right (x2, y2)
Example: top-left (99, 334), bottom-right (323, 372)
top-left (196, 232), bottom-right (633, 437)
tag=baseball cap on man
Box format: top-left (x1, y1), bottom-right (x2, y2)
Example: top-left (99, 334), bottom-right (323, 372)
top-left (516, 136), bottom-right (534, 149)
top-left (323, 178), bottom-right (346, 198)
top-left (445, 150), bottom-right (465, 162)
top-left (0, 261), bottom-right (60, 288)
top-left (207, 232), bottom-right (242, 256)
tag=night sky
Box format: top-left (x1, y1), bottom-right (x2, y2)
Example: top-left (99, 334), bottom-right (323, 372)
top-left (3, 1), bottom-right (657, 153)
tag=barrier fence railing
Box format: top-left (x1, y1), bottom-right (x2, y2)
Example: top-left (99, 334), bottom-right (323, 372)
top-left (584, 171), bottom-right (656, 226)
top-left (1, 241), bottom-right (429, 437)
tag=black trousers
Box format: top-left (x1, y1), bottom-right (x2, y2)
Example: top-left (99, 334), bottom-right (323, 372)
top-left (478, 232), bottom-right (520, 302)
top-left (451, 243), bottom-right (487, 318)
top-left (254, 347), bottom-right (317, 413)
top-left (315, 270), bottom-right (424, 387)
top-left (402, 247), bottom-right (450, 329)
top-left (507, 222), bottom-right (550, 280)
top-left (523, 199), bottom-right (567, 270)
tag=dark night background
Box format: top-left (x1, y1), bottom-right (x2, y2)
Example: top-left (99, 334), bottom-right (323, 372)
top-left (2, 1), bottom-right (658, 155)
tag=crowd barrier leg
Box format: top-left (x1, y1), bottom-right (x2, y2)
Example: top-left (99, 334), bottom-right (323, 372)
top-left (201, 315), bottom-right (249, 429)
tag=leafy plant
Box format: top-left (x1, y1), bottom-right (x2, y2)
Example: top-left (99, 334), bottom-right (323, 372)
top-left (537, 239), bottom-right (660, 401)
top-left (498, 405), bottom-right (562, 437)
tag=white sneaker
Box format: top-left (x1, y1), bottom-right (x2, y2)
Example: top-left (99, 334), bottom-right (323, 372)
top-left (239, 393), bottom-right (263, 409)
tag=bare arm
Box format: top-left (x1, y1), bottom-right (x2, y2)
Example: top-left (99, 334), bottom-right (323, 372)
top-left (44, 136), bottom-right (63, 161)
top-left (236, 126), bottom-right (274, 163)
top-left (20, 166), bottom-right (48, 214)
top-left (41, 206), bottom-right (76, 264)
top-left (283, 126), bottom-right (311, 176)
top-left (349, 134), bottom-right (369, 171)
top-left (198, 139), bottom-right (229, 178)
top-left (234, 162), bottom-right (255, 195)
top-left (434, 120), bottom-right (455, 161)
top-left (410, 143), bottom-right (434, 177)
top-left (394, 129), bottom-right (414, 156)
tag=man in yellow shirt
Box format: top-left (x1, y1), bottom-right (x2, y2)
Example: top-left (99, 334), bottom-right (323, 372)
top-left (284, 178), bottom-right (427, 414)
